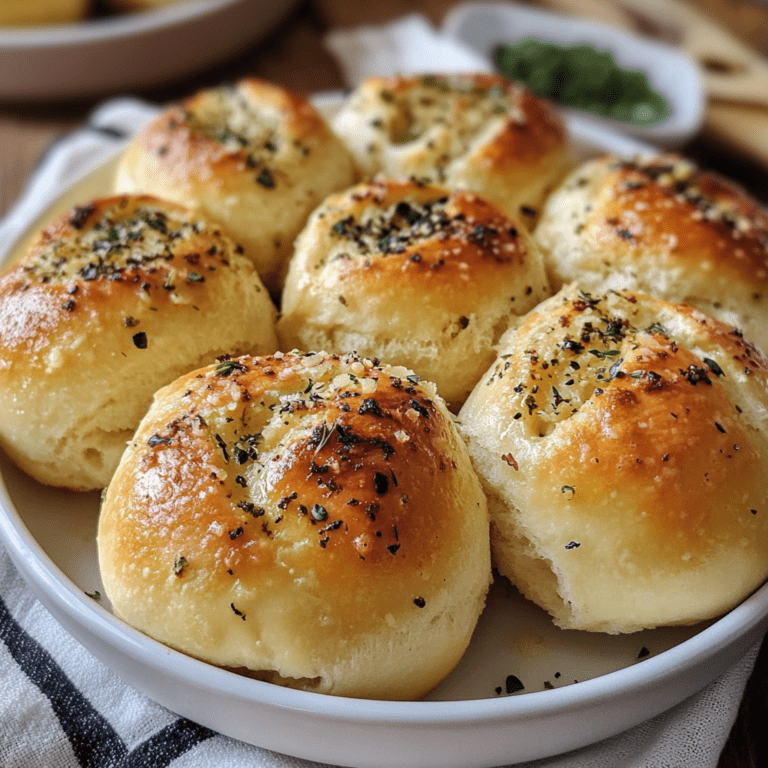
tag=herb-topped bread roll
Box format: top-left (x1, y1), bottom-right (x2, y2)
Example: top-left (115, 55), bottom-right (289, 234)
top-left (459, 284), bottom-right (768, 633)
top-left (0, 195), bottom-right (278, 491)
top-left (97, 351), bottom-right (492, 700)
top-left (277, 179), bottom-right (550, 409)
top-left (115, 78), bottom-right (356, 293)
top-left (534, 154), bottom-right (768, 352)
top-left (332, 73), bottom-right (572, 226)
top-left (0, 0), bottom-right (88, 25)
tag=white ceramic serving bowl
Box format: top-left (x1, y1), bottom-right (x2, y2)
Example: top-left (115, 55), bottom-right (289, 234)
top-left (442, 1), bottom-right (705, 148)
top-left (0, 0), bottom-right (298, 101)
top-left (0, 95), bottom-right (765, 768)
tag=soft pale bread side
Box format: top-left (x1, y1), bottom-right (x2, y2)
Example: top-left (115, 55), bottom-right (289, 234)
top-left (98, 351), bottom-right (492, 700)
top-left (0, 195), bottom-right (278, 491)
top-left (459, 284), bottom-right (768, 633)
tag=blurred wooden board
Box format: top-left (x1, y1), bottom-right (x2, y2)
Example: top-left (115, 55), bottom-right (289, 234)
top-left (536, 0), bottom-right (768, 171)
top-left (705, 102), bottom-right (768, 169)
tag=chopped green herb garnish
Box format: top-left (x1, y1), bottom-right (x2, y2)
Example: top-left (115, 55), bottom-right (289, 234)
top-left (215, 360), bottom-right (247, 377)
top-left (588, 348), bottom-right (620, 360)
top-left (311, 504), bottom-right (328, 521)
top-left (493, 37), bottom-right (670, 126)
top-left (256, 168), bottom-right (275, 188)
top-left (703, 357), bottom-right (724, 377)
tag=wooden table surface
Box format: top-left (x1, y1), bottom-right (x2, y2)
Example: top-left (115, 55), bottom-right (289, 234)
top-left (1, 1), bottom-right (767, 766)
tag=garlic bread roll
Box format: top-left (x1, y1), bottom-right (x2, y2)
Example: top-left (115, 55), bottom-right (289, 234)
top-left (332, 73), bottom-right (572, 226)
top-left (98, 351), bottom-right (491, 700)
top-left (115, 78), bottom-right (356, 293)
top-left (459, 285), bottom-right (768, 633)
top-left (278, 179), bottom-right (550, 409)
top-left (534, 154), bottom-right (768, 352)
top-left (0, 195), bottom-right (277, 491)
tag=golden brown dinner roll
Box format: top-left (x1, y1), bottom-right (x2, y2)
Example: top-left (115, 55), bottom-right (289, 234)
top-left (0, 0), bottom-right (88, 25)
top-left (0, 195), bottom-right (278, 491)
top-left (278, 179), bottom-right (550, 409)
top-left (332, 73), bottom-right (572, 226)
top-left (459, 284), bottom-right (768, 633)
top-left (104, 0), bottom-right (188, 10)
top-left (115, 78), bottom-right (356, 293)
top-left (98, 350), bottom-right (491, 699)
top-left (534, 154), bottom-right (768, 352)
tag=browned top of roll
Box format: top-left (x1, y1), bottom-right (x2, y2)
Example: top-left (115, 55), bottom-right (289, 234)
top-left (582, 155), bottom-right (768, 283)
top-left (294, 179), bottom-right (536, 301)
top-left (0, 195), bottom-right (248, 355)
top-left (122, 356), bottom-right (460, 575)
top-left (363, 73), bottom-right (567, 169)
top-left (129, 78), bottom-right (329, 187)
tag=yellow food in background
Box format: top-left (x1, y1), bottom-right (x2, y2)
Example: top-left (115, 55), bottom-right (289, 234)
top-left (0, 0), bottom-right (89, 26)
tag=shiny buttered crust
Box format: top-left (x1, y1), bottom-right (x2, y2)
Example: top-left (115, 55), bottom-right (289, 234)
top-left (0, 195), bottom-right (277, 491)
top-left (332, 73), bottom-right (572, 225)
top-left (458, 285), bottom-right (768, 633)
top-left (97, 351), bottom-right (491, 700)
top-left (278, 179), bottom-right (550, 408)
top-left (0, 0), bottom-right (88, 25)
top-left (534, 154), bottom-right (768, 353)
top-left (115, 78), bottom-right (356, 292)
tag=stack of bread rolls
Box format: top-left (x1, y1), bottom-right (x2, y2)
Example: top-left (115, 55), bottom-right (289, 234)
top-left (2, 72), bottom-right (768, 699)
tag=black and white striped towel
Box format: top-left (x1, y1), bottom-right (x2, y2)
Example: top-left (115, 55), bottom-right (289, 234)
top-left (0, 95), bottom-right (762, 768)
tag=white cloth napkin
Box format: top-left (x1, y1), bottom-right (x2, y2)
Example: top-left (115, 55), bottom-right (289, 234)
top-left (0, 27), bottom-right (763, 766)
top-left (325, 13), bottom-right (491, 83)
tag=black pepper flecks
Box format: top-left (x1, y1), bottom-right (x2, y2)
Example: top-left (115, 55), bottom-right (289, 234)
top-left (132, 331), bottom-right (148, 349)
